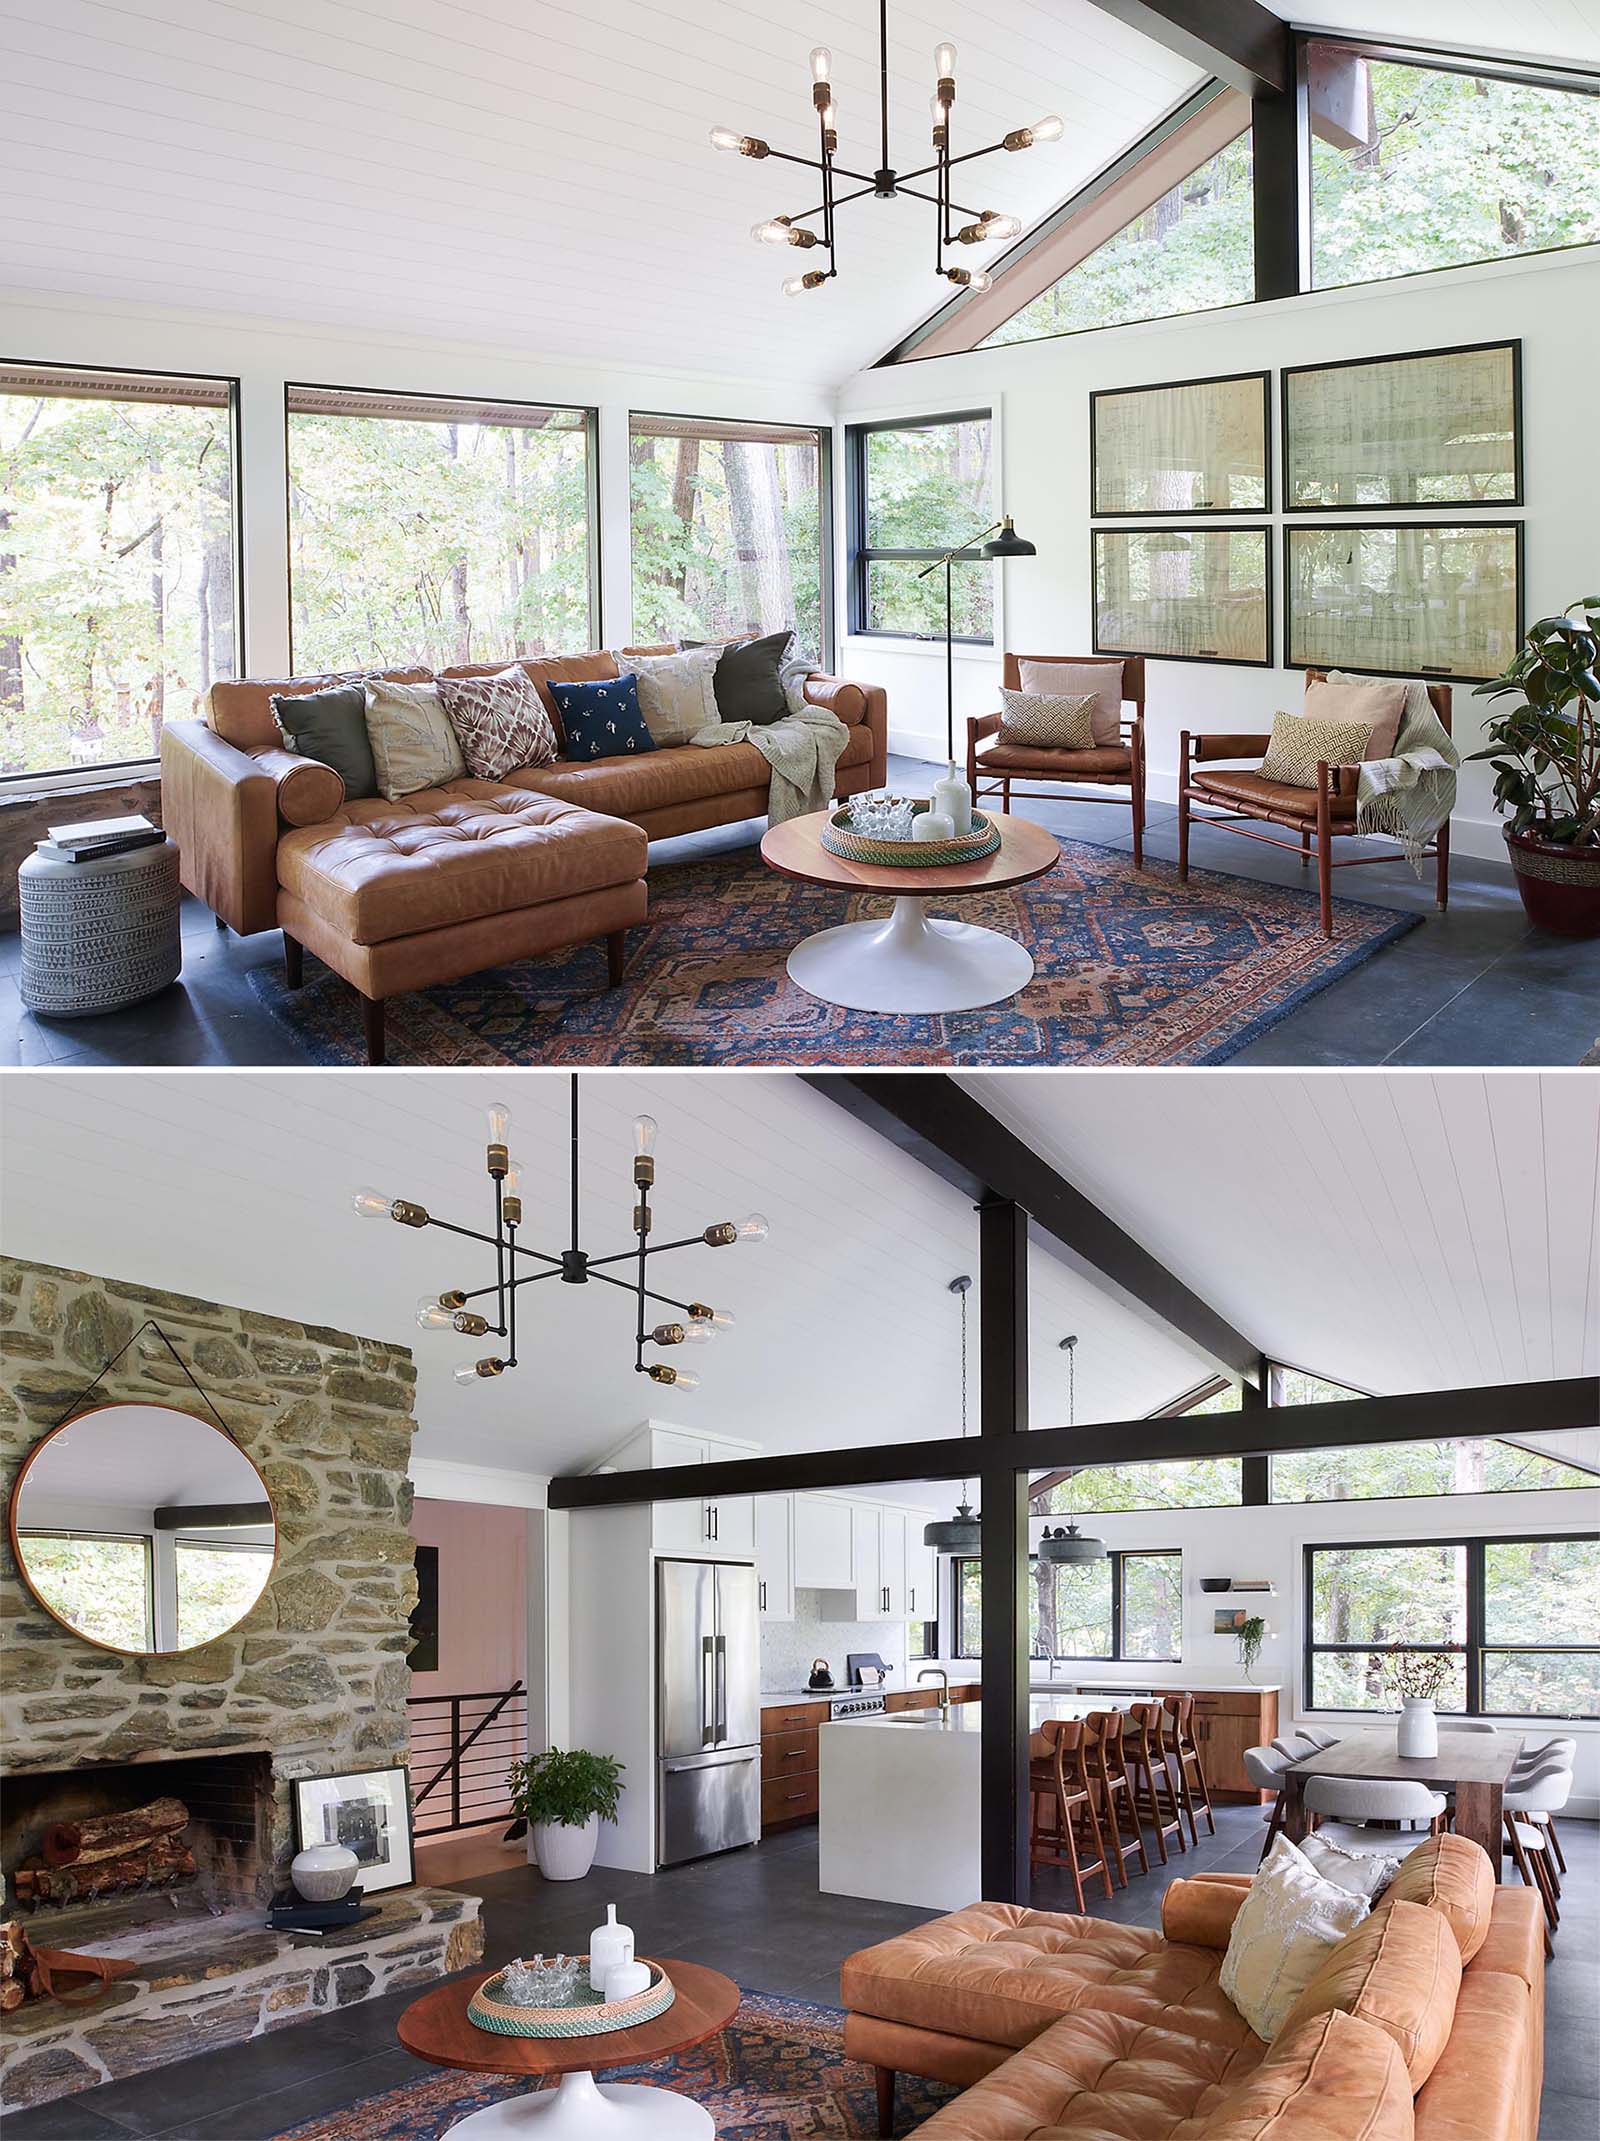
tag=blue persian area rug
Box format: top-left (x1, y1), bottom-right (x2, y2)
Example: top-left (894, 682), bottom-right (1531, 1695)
top-left (277, 1988), bottom-right (955, 2138)
top-left (251, 839), bottom-right (1419, 1067)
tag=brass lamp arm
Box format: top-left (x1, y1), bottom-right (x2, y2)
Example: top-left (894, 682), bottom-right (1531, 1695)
top-left (917, 519), bottom-right (1007, 578)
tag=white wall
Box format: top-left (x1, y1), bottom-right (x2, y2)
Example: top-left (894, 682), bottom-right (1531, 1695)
top-left (0, 291), bottom-right (833, 680)
top-left (925, 1482), bottom-right (1600, 1814)
top-left (834, 246), bottom-right (1600, 863)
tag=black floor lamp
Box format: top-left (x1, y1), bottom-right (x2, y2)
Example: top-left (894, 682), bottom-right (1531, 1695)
top-left (917, 516), bottom-right (1038, 776)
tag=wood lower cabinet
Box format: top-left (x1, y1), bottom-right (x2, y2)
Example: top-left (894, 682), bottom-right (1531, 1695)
top-left (760, 1700), bottom-right (829, 1831)
top-left (1151, 1688), bottom-right (1279, 1801)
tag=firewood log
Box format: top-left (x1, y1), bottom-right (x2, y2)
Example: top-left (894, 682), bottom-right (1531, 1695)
top-left (13, 1842), bottom-right (196, 1904)
top-left (39, 1797), bottom-right (189, 1867)
top-left (0, 1980), bottom-right (24, 2011)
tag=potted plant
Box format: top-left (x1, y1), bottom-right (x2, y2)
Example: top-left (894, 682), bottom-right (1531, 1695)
top-left (1381, 1650), bottom-right (1453, 1760)
top-left (508, 1747), bottom-right (624, 1881)
top-left (1234, 1615), bottom-right (1267, 1684)
top-left (1470, 599), bottom-right (1600, 935)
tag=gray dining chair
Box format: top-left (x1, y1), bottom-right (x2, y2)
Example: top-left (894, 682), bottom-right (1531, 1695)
top-left (1503, 1760), bottom-right (1572, 1951)
top-left (1270, 1728), bottom-right (1338, 1761)
top-left (1242, 1743), bottom-right (1294, 1862)
top-left (1302, 1774), bottom-right (1447, 1854)
top-left (1438, 1719), bottom-right (1496, 1733)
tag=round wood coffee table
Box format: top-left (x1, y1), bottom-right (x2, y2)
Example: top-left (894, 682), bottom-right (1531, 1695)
top-left (397, 1959), bottom-right (738, 2136)
top-left (760, 808), bottom-right (1060, 1012)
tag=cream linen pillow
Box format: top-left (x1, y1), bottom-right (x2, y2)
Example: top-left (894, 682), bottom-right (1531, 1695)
top-left (997, 685), bottom-right (1097, 750)
top-left (608, 645), bottom-right (720, 746)
top-left (1298, 1832), bottom-right (1404, 1902)
top-left (1017, 659), bottom-right (1124, 747)
top-left (1219, 1833), bottom-right (1371, 2042)
top-left (364, 679), bottom-right (466, 800)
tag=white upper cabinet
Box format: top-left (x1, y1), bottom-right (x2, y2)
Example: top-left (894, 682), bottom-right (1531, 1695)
top-left (879, 1506), bottom-right (908, 1619)
top-left (905, 1523), bottom-right (936, 1625)
top-left (851, 1501), bottom-right (882, 1610)
top-left (603, 1423), bottom-right (757, 1560)
top-left (792, 1494), bottom-right (854, 1589)
top-left (755, 1495), bottom-right (794, 1621)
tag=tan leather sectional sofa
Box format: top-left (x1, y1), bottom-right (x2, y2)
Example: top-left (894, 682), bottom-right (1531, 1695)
top-left (159, 649), bottom-right (886, 1061)
top-left (842, 1834), bottom-right (1542, 2140)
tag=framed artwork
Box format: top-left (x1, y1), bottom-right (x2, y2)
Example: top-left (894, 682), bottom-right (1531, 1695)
top-left (1093, 527), bottom-right (1271, 668)
top-left (1283, 341), bottom-right (1521, 510)
top-left (1091, 371), bottom-right (1270, 516)
top-left (293, 1765), bottom-right (415, 1893)
top-left (409, 1544), bottom-right (439, 1673)
top-left (1284, 522), bottom-right (1524, 682)
top-left (1213, 1608), bottom-right (1252, 1636)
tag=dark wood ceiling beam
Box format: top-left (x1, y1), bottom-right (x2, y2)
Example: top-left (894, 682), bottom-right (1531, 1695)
top-left (1084, 0), bottom-right (1292, 96)
top-left (547, 1376), bottom-right (1599, 1509)
top-left (803, 1073), bottom-right (1262, 1381)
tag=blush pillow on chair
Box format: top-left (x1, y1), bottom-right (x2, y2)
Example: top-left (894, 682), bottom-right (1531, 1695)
top-left (548, 673), bottom-right (657, 761)
top-left (1302, 678), bottom-right (1407, 761)
top-left (997, 686), bottom-right (1097, 750)
top-left (1219, 1833), bottom-right (1372, 2042)
top-left (437, 665), bottom-right (559, 779)
top-left (1017, 660), bottom-right (1124, 747)
top-left (1258, 709), bottom-right (1375, 790)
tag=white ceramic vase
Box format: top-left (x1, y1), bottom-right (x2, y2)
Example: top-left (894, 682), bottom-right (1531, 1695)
top-left (290, 1842), bottom-right (359, 1902)
top-left (1396, 1698), bottom-right (1438, 1759)
top-left (933, 762), bottom-right (974, 835)
top-left (532, 1813), bottom-right (599, 1881)
top-left (589, 1902), bottom-right (634, 1993)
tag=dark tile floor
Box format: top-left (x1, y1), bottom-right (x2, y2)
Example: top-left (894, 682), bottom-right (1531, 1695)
top-left (4, 759), bottom-right (1594, 1067)
top-left (10, 1808), bottom-right (1594, 2140)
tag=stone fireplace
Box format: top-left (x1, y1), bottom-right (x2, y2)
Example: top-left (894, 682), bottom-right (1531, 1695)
top-left (0, 1258), bottom-right (484, 2112)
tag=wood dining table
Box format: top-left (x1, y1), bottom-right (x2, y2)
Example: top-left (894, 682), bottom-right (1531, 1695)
top-left (1279, 1727), bottom-right (1524, 1876)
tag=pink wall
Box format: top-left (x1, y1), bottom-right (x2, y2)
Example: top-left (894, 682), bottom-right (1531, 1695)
top-left (408, 1498), bottom-right (527, 1700)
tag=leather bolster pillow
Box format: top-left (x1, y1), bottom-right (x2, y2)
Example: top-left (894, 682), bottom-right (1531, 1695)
top-left (805, 676), bottom-right (866, 725)
top-left (1161, 1874), bottom-right (1254, 1950)
top-left (250, 745), bottom-right (346, 827)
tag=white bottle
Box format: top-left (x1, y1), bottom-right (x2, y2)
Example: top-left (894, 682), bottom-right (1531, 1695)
top-left (933, 762), bottom-right (973, 835)
top-left (912, 808), bottom-right (955, 843)
top-left (589, 1903), bottom-right (633, 1995)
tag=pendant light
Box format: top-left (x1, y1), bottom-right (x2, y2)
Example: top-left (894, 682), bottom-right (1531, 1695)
top-left (924, 1275), bottom-right (981, 1553)
top-left (1037, 1335), bottom-right (1107, 1565)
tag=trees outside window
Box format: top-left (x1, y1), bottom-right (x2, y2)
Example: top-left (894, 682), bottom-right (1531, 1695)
top-left (286, 387), bottom-right (594, 673)
top-left (174, 1540), bottom-right (273, 1650)
top-left (956, 1549), bottom-right (1180, 1662)
top-left (848, 413), bottom-right (994, 640)
top-left (981, 131), bottom-right (1255, 348)
top-left (1307, 1534), bottom-right (1597, 1718)
top-left (1, 366), bottom-right (238, 779)
top-left (1310, 49), bottom-right (1600, 291)
top-left (17, 1531), bottom-right (152, 1651)
top-left (628, 416), bottom-right (827, 660)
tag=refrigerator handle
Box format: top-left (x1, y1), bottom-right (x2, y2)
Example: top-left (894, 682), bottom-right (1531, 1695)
top-left (714, 1633), bottom-right (727, 1743)
top-left (701, 1634), bottom-right (716, 1746)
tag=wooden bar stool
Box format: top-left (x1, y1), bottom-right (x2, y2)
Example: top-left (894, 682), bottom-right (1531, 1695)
top-left (1125, 1701), bottom-right (1187, 1865)
top-left (1163, 1694), bottom-right (1217, 1848)
top-left (1029, 1719), bottom-right (1113, 1911)
top-left (1086, 1710), bottom-right (1151, 1888)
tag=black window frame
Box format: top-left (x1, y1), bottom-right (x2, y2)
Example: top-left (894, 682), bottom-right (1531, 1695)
top-left (953, 1547), bottom-right (1181, 1664)
top-left (1304, 1531), bottom-right (1599, 1722)
top-left (846, 409), bottom-right (995, 644)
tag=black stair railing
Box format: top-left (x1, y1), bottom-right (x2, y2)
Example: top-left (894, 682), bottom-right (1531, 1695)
top-left (406, 1680), bottom-right (528, 1840)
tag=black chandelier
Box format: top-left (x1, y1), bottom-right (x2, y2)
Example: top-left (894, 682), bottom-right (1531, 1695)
top-left (712, 0), bottom-right (1061, 298)
top-left (352, 1076), bottom-right (766, 1389)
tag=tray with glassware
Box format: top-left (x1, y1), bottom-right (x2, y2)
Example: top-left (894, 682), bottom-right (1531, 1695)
top-left (819, 791), bottom-right (1000, 868)
top-left (466, 1952), bottom-right (675, 2038)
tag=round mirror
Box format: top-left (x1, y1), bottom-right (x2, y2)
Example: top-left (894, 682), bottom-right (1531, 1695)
top-left (8, 1403), bottom-right (277, 1655)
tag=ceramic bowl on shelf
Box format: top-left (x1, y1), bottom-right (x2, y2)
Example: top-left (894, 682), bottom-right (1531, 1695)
top-left (1199, 1578), bottom-right (1231, 1593)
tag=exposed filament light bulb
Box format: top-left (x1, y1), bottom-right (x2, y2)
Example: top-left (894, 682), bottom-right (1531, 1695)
top-left (752, 217), bottom-right (792, 245)
top-left (1027, 112), bottom-right (1063, 142)
top-left (809, 44), bottom-right (832, 81)
top-left (709, 124), bottom-right (748, 152)
top-left (682, 1318), bottom-right (715, 1346)
top-left (736, 1212), bottom-right (770, 1243)
top-left (633, 1115), bottom-right (657, 1158)
top-left (485, 1100), bottom-right (511, 1144)
top-left (352, 1187), bottom-right (394, 1219)
top-left (784, 271), bottom-right (828, 296)
top-left (981, 212), bottom-right (1022, 240)
top-left (671, 1367), bottom-right (701, 1393)
top-left (416, 1297), bottom-right (455, 1330)
top-left (454, 1357), bottom-right (506, 1384)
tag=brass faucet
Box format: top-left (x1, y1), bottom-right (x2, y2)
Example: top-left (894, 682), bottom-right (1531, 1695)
top-left (918, 1666), bottom-right (951, 1715)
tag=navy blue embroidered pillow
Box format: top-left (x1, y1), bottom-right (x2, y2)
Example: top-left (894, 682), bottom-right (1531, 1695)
top-left (547, 674), bottom-right (657, 762)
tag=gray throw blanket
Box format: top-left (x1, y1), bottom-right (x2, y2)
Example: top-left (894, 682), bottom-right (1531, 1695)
top-left (690, 704), bottom-right (850, 823)
top-left (1329, 668), bottom-right (1461, 872)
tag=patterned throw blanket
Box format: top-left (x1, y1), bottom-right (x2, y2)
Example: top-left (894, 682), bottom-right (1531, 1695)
top-left (1330, 668), bottom-right (1461, 870)
top-left (690, 703), bottom-right (851, 824)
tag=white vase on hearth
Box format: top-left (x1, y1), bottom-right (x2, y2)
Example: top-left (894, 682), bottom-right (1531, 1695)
top-left (290, 1841), bottom-right (359, 1902)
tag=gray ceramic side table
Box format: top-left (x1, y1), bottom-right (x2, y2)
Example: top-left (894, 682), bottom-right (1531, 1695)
top-left (18, 839), bottom-right (182, 1017)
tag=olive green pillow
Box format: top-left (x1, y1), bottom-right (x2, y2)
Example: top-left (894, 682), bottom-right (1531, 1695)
top-left (272, 684), bottom-right (377, 799)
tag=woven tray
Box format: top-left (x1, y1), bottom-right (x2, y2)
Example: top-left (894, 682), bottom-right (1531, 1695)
top-left (820, 805), bottom-right (1001, 869)
top-left (467, 1958), bottom-right (675, 2039)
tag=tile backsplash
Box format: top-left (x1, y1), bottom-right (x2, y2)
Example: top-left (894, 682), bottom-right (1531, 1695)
top-left (760, 1591), bottom-right (910, 1692)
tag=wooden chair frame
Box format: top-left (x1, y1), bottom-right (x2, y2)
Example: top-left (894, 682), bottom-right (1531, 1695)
top-left (1126, 1701), bottom-right (1188, 1866)
top-left (1163, 1693), bottom-right (1217, 1848)
top-left (967, 653), bottom-right (1147, 868)
top-left (1030, 1718), bottom-right (1114, 1911)
top-left (1086, 1709), bottom-right (1151, 1888)
top-left (1177, 672), bottom-right (1452, 938)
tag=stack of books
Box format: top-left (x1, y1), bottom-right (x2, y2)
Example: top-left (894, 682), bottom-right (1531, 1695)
top-left (267, 1890), bottom-right (376, 1935)
top-left (36, 815), bottom-right (165, 865)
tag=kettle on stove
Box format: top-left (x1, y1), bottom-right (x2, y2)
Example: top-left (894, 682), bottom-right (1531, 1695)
top-left (806, 1657), bottom-right (835, 1691)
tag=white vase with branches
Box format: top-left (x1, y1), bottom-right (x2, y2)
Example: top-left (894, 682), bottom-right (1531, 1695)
top-left (1384, 1650), bottom-right (1452, 1759)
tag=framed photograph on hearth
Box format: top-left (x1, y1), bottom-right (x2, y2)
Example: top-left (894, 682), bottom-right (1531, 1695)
top-left (293, 1765), bottom-right (414, 1892)
top-left (1284, 521), bottom-right (1523, 682)
top-left (1283, 341), bottom-right (1521, 511)
top-left (1093, 526), bottom-right (1271, 667)
top-left (1091, 371), bottom-right (1270, 516)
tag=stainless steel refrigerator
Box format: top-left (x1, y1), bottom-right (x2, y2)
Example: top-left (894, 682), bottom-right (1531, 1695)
top-left (656, 1558), bottom-right (760, 1866)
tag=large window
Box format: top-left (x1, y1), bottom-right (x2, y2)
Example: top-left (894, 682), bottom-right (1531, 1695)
top-left (1274, 1438), bottom-right (1595, 1503)
top-left (628, 415), bottom-right (828, 661)
top-left (956, 1549), bottom-right (1180, 1663)
top-left (1306, 1534), bottom-right (1598, 1718)
top-left (16, 1531), bottom-right (153, 1651)
top-left (174, 1538), bottom-right (274, 1650)
top-left (848, 412), bottom-right (994, 641)
top-left (1, 365), bottom-right (239, 780)
top-left (981, 130), bottom-right (1255, 348)
top-left (286, 386), bottom-right (595, 672)
top-left (1309, 46), bottom-right (1600, 290)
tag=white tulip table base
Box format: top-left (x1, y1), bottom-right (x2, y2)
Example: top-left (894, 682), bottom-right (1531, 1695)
top-left (441, 2068), bottom-right (713, 2136)
top-left (785, 894), bottom-right (1035, 1013)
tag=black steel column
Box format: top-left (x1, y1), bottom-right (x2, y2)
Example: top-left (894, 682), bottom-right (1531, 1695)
top-left (1251, 71), bottom-right (1307, 303)
top-left (979, 1198), bottom-right (1031, 1904)
top-left (1241, 1353), bottom-right (1270, 1504)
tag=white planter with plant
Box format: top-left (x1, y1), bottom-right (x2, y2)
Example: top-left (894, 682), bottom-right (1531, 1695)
top-left (508, 1747), bottom-right (625, 1882)
top-left (1383, 1651), bottom-right (1451, 1759)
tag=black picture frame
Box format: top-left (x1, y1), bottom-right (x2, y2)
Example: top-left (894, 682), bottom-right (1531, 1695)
top-left (1283, 520), bottom-right (1525, 683)
top-left (1090, 370), bottom-right (1271, 518)
top-left (292, 1763), bottom-right (416, 1893)
top-left (409, 1543), bottom-right (439, 1673)
top-left (1281, 341), bottom-right (1523, 513)
top-left (1092, 526), bottom-right (1273, 669)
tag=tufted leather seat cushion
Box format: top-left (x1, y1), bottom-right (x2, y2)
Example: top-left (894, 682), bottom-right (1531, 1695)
top-left (840, 1904), bottom-right (1262, 2061)
top-left (979, 744), bottom-right (1132, 777)
top-left (1190, 764), bottom-right (1357, 821)
top-left (276, 783), bottom-right (647, 945)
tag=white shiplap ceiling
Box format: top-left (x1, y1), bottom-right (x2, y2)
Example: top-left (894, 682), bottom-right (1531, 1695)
top-left (961, 1070), bottom-right (1600, 1396)
top-left (0, 1070), bottom-right (1213, 1481)
top-left (1298, 3), bottom-right (1600, 67)
top-left (0, 0), bottom-right (1202, 390)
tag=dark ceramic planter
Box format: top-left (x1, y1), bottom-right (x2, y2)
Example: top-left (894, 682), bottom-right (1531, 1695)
top-left (1505, 829), bottom-right (1600, 937)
